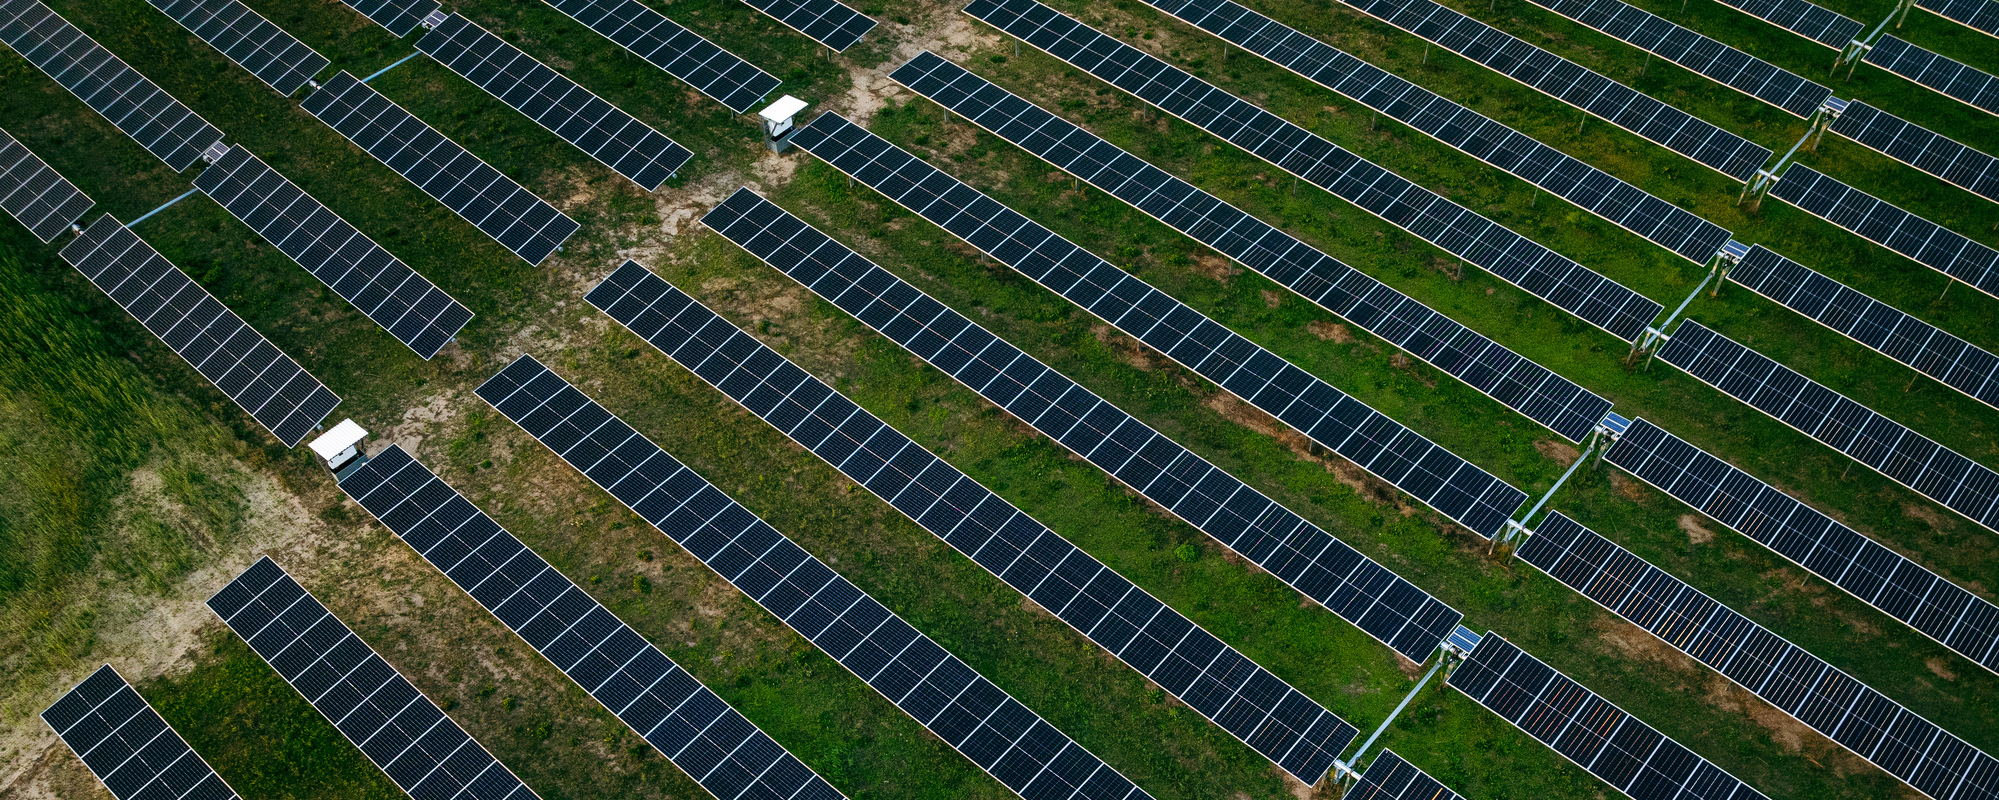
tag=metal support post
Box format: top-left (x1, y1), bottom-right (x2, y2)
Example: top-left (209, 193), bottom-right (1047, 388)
top-left (361, 51), bottom-right (423, 84)
top-left (1342, 655), bottom-right (1449, 773)
top-left (127, 188), bottom-right (201, 228)
top-left (1517, 441), bottom-right (1597, 528)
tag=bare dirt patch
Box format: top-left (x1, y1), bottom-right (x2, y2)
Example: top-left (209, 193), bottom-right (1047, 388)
top-left (1593, 617), bottom-right (1697, 674)
top-left (1261, 289), bottom-right (1283, 308)
top-left (1609, 469), bottom-right (1648, 502)
top-left (1534, 439), bottom-right (1579, 466)
top-left (1927, 657), bottom-right (1958, 681)
top-left (1200, 392), bottom-right (1412, 515)
top-left (1307, 320), bottom-right (1353, 343)
top-left (1903, 502), bottom-right (1949, 530)
top-left (1679, 514), bottom-right (1715, 545)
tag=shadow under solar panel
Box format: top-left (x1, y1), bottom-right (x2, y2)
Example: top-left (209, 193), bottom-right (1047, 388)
top-left (1768, 163), bottom-right (1999, 300)
top-left (539, 0), bottom-right (781, 113)
top-left (0, 125), bottom-right (92, 242)
top-left (965, 0), bottom-right (1665, 343)
top-left (476, 353), bottom-right (1157, 800)
top-left (581, 266), bottom-right (1362, 784)
top-left (792, 112), bottom-right (1530, 538)
top-left (41, 665), bottom-right (239, 800)
top-left (699, 188), bottom-right (1465, 663)
top-left (1864, 36), bottom-right (1999, 117)
top-left (1830, 101), bottom-right (1999, 206)
top-left (208, 557), bottom-right (540, 800)
top-left (144, 0), bottom-right (330, 95)
top-left (1527, 0), bottom-right (1833, 117)
top-left (740, 0), bottom-right (877, 51)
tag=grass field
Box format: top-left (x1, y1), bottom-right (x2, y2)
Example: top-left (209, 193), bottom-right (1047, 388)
top-left (0, 0), bottom-right (1992, 797)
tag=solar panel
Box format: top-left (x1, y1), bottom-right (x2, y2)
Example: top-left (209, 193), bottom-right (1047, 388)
top-left (207, 558), bottom-right (541, 800)
top-left (740, 0), bottom-right (875, 51)
top-left (335, 444), bottom-right (847, 800)
top-left (894, 53), bottom-right (1613, 443)
top-left (1448, 632), bottom-right (1770, 800)
top-left (537, 0), bottom-right (780, 113)
top-left (0, 0), bottom-right (226, 171)
top-left (1528, 0), bottom-right (1833, 117)
top-left (791, 114), bottom-right (1531, 539)
top-left (1710, 0), bottom-right (1861, 48)
top-left (1830, 101), bottom-right (1999, 206)
top-left (1726, 244), bottom-right (1999, 411)
top-left (41, 665), bottom-right (239, 800)
top-left (577, 271), bottom-right (1362, 784)
top-left (1768, 163), bottom-right (1999, 300)
top-left (0, 125), bottom-right (91, 241)
top-left (1335, 0), bottom-right (1771, 180)
top-left (699, 193), bottom-right (1464, 664)
top-left (1657, 320), bottom-right (1999, 534)
top-left (1864, 36), bottom-right (1999, 117)
top-left (1347, 751), bottom-right (1460, 800)
top-left (1141, 0), bottom-right (1733, 265)
top-left (144, 0), bottom-right (329, 95)
top-left (335, 0), bottom-right (439, 37)
top-left (475, 355), bottom-right (1155, 800)
top-left (965, 0), bottom-right (1665, 343)
top-left (1915, 0), bottom-right (1999, 39)
top-left (58, 215), bottom-right (340, 447)
top-left (415, 14), bottom-right (691, 191)
top-left (1604, 417), bottom-right (1999, 675)
top-left (194, 144), bottom-right (473, 359)
top-left (1520, 512), bottom-right (1999, 800)
top-left (301, 71), bottom-right (579, 265)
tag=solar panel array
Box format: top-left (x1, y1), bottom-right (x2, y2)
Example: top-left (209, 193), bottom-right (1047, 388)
top-left (581, 267), bottom-right (1361, 784)
top-left (1347, 751), bottom-right (1460, 800)
top-left (1769, 164), bottom-right (1999, 300)
top-left (969, 0), bottom-right (1665, 343)
top-left (195, 144), bottom-right (473, 359)
top-left (1726, 244), bottom-right (1999, 411)
top-left (144, 0), bottom-right (330, 95)
top-left (0, 126), bottom-right (91, 241)
top-left (302, 71), bottom-right (579, 265)
top-left (1830, 101), bottom-right (1999, 206)
top-left (59, 216), bottom-right (340, 447)
top-left (336, 0), bottom-right (439, 37)
top-left (1657, 320), bottom-right (1999, 534)
top-left (0, 0), bottom-right (225, 170)
top-left (1529, 0), bottom-right (1832, 117)
top-left (893, 54), bottom-right (1612, 442)
top-left (415, 13), bottom-right (691, 191)
top-left (1138, 0), bottom-right (1732, 265)
top-left (336, 444), bottom-right (847, 800)
top-left (1865, 36), bottom-right (1999, 117)
top-left (1915, 0), bottom-right (1999, 39)
top-left (740, 0), bottom-right (876, 51)
top-left (540, 0), bottom-right (780, 113)
top-left (1448, 632), bottom-right (1771, 800)
top-left (208, 558), bottom-right (540, 800)
top-left (1604, 417), bottom-right (1999, 675)
top-left (700, 192), bottom-right (1465, 664)
top-left (1337, 0), bottom-right (1771, 180)
top-left (792, 114), bottom-right (1531, 539)
top-left (476, 354), bottom-right (1156, 800)
top-left (1712, 0), bottom-right (1861, 49)
top-left (41, 665), bottom-right (238, 800)
top-left (1521, 512), bottom-right (1999, 800)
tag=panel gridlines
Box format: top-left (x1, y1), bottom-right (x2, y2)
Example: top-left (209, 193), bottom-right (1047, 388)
top-left (968, 0), bottom-right (1664, 343)
top-left (476, 353), bottom-right (1155, 800)
top-left (1604, 417), bottom-right (1999, 675)
top-left (1530, 0), bottom-right (1832, 117)
top-left (1144, 0), bottom-right (1733, 265)
top-left (701, 190), bottom-right (1464, 662)
top-left (144, 0), bottom-right (329, 95)
top-left (1768, 164), bottom-right (1999, 300)
top-left (1711, 0), bottom-right (1861, 48)
top-left (1335, 0), bottom-right (1771, 180)
top-left (207, 558), bottom-right (539, 800)
top-left (58, 215), bottom-right (340, 447)
top-left (335, 444), bottom-right (846, 800)
top-left (893, 52), bottom-right (1613, 443)
top-left (302, 71), bottom-right (580, 265)
top-left (580, 266), bottom-right (1361, 784)
top-left (1448, 633), bottom-right (1771, 800)
top-left (1726, 244), bottom-right (1999, 411)
top-left (740, 0), bottom-right (876, 52)
top-left (1658, 320), bottom-right (1999, 533)
top-left (1864, 36), bottom-right (1999, 116)
top-left (1915, 0), bottom-right (1999, 38)
top-left (338, 0), bottom-right (440, 37)
top-left (0, 126), bottom-right (92, 241)
top-left (790, 114), bottom-right (1529, 539)
top-left (1830, 101), bottom-right (1999, 206)
top-left (540, 0), bottom-right (780, 113)
top-left (0, 0), bottom-right (225, 171)
top-left (41, 665), bottom-right (237, 800)
top-left (1520, 512), bottom-right (1999, 800)
top-left (1346, 751), bottom-right (1459, 800)
top-left (195, 143), bottom-right (473, 359)
top-left (415, 14), bottom-right (691, 191)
